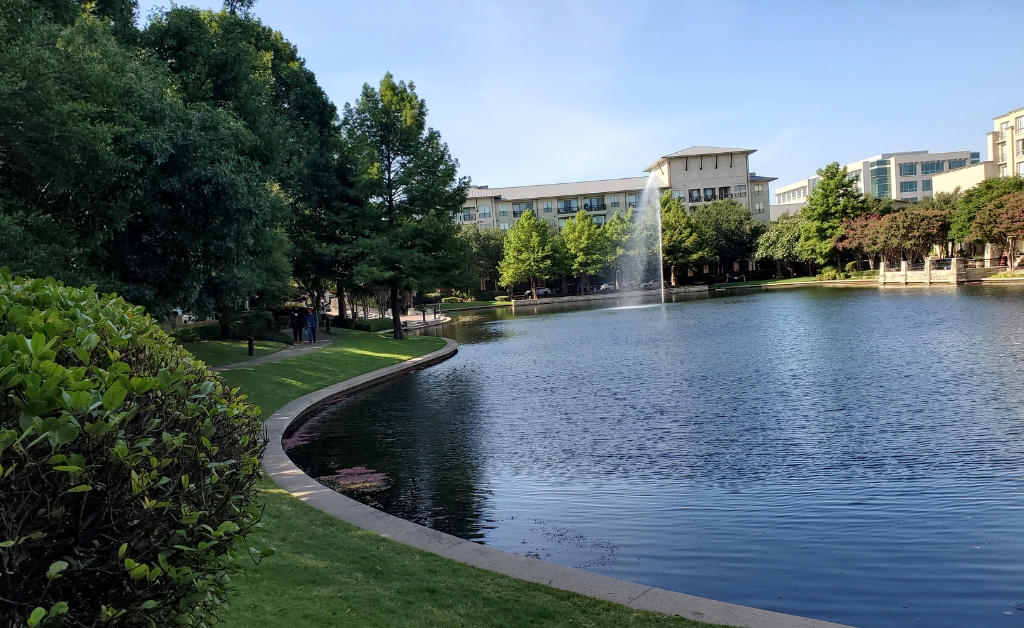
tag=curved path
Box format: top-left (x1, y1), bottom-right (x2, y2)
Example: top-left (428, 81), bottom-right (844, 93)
top-left (262, 338), bottom-right (852, 628)
top-left (213, 334), bottom-right (334, 372)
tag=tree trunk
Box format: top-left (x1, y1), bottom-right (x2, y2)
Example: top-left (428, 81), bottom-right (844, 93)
top-left (531, 277), bottom-right (537, 300)
top-left (337, 285), bottom-right (348, 325)
top-left (671, 265), bottom-right (677, 287)
top-left (390, 280), bottom-right (404, 339)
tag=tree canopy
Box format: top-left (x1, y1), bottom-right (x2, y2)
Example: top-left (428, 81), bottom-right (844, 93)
top-left (498, 210), bottom-right (557, 297)
top-left (798, 162), bottom-right (869, 265)
top-left (755, 212), bottom-right (804, 276)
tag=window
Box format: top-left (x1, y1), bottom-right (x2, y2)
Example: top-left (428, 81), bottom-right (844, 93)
top-left (542, 201), bottom-right (552, 213)
top-left (1000, 146), bottom-right (1008, 162)
top-left (594, 215), bottom-right (606, 225)
top-left (948, 158), bottom-right (967, 170)
top-left (557, 218), bottom-right (567, 227)
top-left (921, 160), bottom-right (944, 175)
top-left (672, 190), bottom-right (686, 200)
top-left (557, 199), bottom-right (578, 214)
top-left (512, 202), bottom-right (532, 217)
top-left (719, 186), bottom-right (730, 199)
top-left (753, 183), bottom-right (764, 195)
top-left (903, 197), bottom-right (918, 202)
top-left (478, 205), bottom-right (491, 218)
top-left (870, 160), bottom-right (891, 198)
top-left (703, 188), bottom-right (716, 201)
top-left (921, 179), bottom-right (932, 192)
top-left (754, 202), bottom-right (764, 213)
top-left (900, 181), bottom-right (918, 193)
top-left (498, 204), bottom-right (508, 216)
top-left (583, 197), bottom-right (605, 211)
top-left (734, 185), bottom-right (747, 198)
top-left (1017, 116), bottom-right (1024, 132)
top-left (1016, 139), bottom-right (1024, 157)
top-left (499, 222), bottom-right (509, 230)
top-left (1001, 165), bottom-right (1008, 177)
top-left (689, 189), bottom-right (702, 203)
top-left (899, 163), bottom-right (917, 177)
top-left (971, 152), bottom-right (981, 164)
top-left (610, 195), bottom-right (620, 207)
top-left (1018, 162), bottom-right (1024, 176)
top-left (627, 193), bottom-right (640, 208)
top-left (462, 209), bottom-right (475, 221)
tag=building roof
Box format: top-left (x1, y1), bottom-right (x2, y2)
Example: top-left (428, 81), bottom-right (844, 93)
top-left (644, 146), bottom-right (755, 172)
top-left (749, 174), bottom-right (777, 182)
top-left (465, 176), bottom-right (653, 201)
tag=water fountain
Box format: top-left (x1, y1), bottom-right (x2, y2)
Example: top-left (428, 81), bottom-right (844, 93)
top-left (617, 171), bottom-right (665, 303)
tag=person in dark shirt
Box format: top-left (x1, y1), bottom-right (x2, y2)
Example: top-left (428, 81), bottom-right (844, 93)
top-left (305, 308), bottom-right (318, 343)
top-left (289, 310), bottom-right (305, 345)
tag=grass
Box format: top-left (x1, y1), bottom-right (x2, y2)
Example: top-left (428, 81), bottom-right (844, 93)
top-left (436, 300), bottom-right (510, 311)
top-left (216, 329), bottom-right (720, 628)
top-left (219, 329), bottom-right (445, 416)
top-left (987, 270), bottom-right (1024, 279)
top-left (219, 480), bottom-right (718, 628)
top-left (181, 339), bottom-right (288, 367)
top-left (712, 276), bottom-right (818, 287)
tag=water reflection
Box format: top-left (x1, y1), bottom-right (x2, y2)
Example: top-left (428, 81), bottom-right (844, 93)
top-left (287, 285), bottom-right (1024, 628)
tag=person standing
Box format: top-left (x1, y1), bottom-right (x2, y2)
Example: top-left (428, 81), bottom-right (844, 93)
top-left (305, 307), bottom-right (318, 343)
top-left (289, 309), bottom-right (304, 345)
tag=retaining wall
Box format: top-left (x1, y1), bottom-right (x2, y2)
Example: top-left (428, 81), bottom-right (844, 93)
top-left (513, 285), bottom-right (708, 307)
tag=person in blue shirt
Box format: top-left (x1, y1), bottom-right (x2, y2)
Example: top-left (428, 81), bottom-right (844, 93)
top-left (305, 308), bottom-right (318, 343)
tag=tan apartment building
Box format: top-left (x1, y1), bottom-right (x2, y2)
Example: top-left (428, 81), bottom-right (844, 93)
top-left (460, 146), bottom-right (776, 231)
top-left (771, 149), bottom-right (979, 220)
top-left (933, 107), bottom-right (1024, 194)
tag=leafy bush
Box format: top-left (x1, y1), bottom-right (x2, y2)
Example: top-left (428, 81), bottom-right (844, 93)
top-left (495, 296), bottom-right (510, 302)
top-left (227, 311), bottom-right (275, 340)
top-left (170, 322), bottom-right (222, 343)
top-left (816, 265), bottom-right (839, 281)
top-left (0, 270), bottom-right (267, 627)
top-left (850, 270), bottom-right (879, 279)
top-left (472, 290), bottom-right (501, 301)
top-left (352, 318), bottom-right (393, 332)
top-left (440, 297), bottom-right (461, 303)
top-left (844, 261), bottom-right (859, 273)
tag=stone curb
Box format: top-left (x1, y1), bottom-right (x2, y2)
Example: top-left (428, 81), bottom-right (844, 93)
top-left (512, 285), bottom-right (708, 306)
top-left (262, 337), bottom-right (853, 628)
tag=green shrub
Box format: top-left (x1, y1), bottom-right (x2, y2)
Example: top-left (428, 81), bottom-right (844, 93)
top-left (440, 297), bottom-right (461, 303)
top-left (227, 311), bottom-right (274, 340)
top-left (816, 265), bottom-right (839, 281)
top-left (352, 318), bottom-right (393, 332)
top-left (495, 295), bottom-right (510, 302)
top-left (0, 270), bottom-right (267, 627)
top-left (472, 290), bottom-right (501, 301)
top-left (170, 322), bottom-right (222, 343)
top-left (845, 261), bottom-right (859, 273)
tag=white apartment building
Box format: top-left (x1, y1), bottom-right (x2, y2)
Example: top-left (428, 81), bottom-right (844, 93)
top-left (460, 146), bottom-right (777, 231)
top-left (933, 107), bottom-right (1024, 195)
top-left (771, 149), bottom-right (979, 220)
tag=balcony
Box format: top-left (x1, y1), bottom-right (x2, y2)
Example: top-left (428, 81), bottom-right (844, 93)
top-left (584, 203), bottom-right (607, 212)
top-left (557, 206), bottom-right (579, 215)
top-left (461, 214), bottom-right (476, 221)
top-left (512, 210), bottom-right (525, 218)
top-left (703, 194), bottom-right (717, 202)
top-left (719, 193), bottom-right (732, 199)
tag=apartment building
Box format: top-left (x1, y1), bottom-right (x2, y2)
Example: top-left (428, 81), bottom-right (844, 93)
top-left (460, 146), bottom-right (777, 231)
top-left (771, 149), bottom-right (979, 220)
top-left (933, 107), bottom-right (1024, 195)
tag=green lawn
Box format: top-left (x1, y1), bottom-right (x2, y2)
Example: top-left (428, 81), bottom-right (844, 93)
top-left (181, 339), bottom-right (288, 367)
top-left (219, 329), bottom-right (445, 416)
top-left (215, 329), bottom-right (720, 628)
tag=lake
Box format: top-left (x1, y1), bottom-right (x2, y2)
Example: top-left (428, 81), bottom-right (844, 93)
top-left (285, 285), bottom-right (1024, 627)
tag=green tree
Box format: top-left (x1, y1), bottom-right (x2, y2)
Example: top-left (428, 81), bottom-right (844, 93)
top-left (602, 209), bottom-right (634, 286)
top-left (661, 192), bottom-right (714, 283)
top-left (343, 73), bottom-right (467, 338)
top-left (690, 199), bottom-right (760, 273)
top-left (798, 162), bottom-right (870, 267)
top-left (561, 210), bottom-right (609, 293)
top-left (755, 212), bottom-right (805, 276)
top-left (498, 210), bottom-right (557, 298)
top-left (949, 176), bottom-right (1024, 245)
top-left (452, 224), bottom-right (505, 291)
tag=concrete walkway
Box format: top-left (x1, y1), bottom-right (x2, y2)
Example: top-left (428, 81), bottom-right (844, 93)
top-left (262, 339), bottom-right (853, 628)
top-left (213, 332), bottom-right (333, 372)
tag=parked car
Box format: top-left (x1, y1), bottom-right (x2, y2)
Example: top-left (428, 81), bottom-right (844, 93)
top-left (599, 283), bottom-right (615, 291)
top-left (523, 287), bottom-right (553, 298)
top-left (640, 280), bottom-right (662, 290)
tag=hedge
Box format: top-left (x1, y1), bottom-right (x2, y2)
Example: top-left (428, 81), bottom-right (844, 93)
top-left (0, 270), bottom-right (268, 627)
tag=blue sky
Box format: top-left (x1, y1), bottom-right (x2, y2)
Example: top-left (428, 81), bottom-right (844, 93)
top-left (173, 0), bottom-right (1024, 197)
